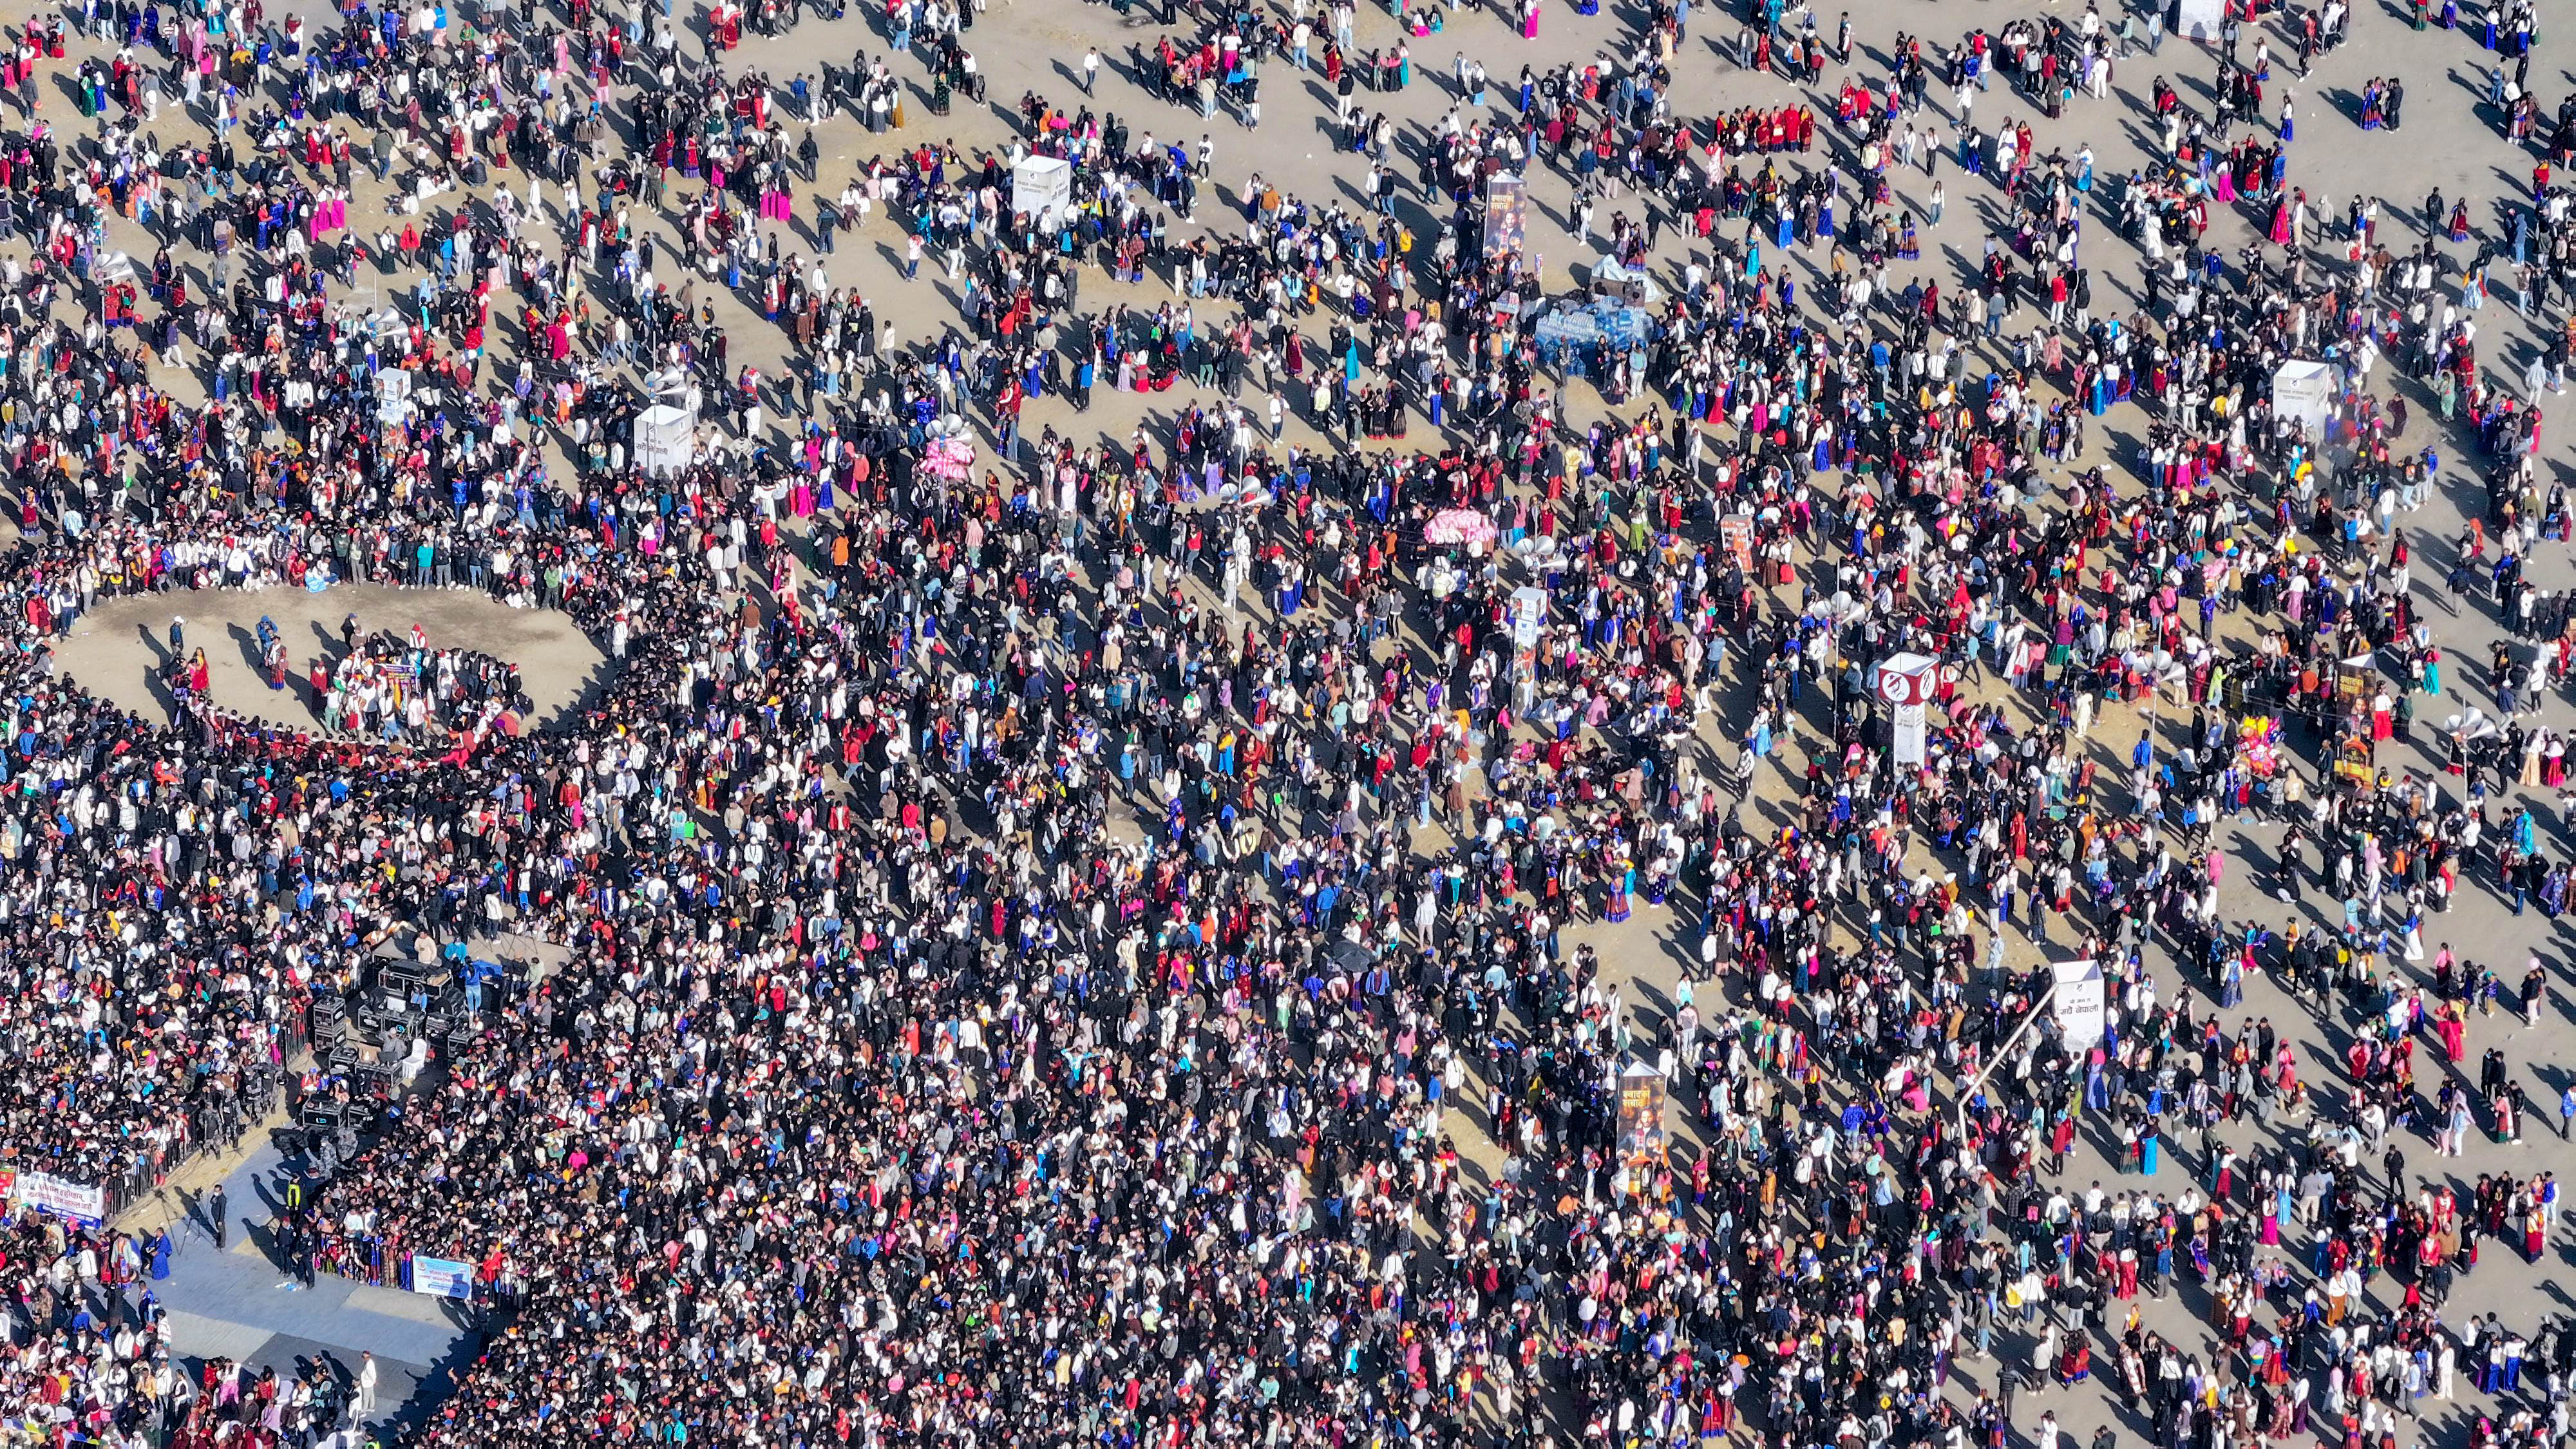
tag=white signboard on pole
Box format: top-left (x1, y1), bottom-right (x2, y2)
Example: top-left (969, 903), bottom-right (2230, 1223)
top-left (1892, 703), bottom-right (1928, 765)
top-left (1510, 586), bottom-right (1550, 649)
top-left (2051, 957), bottom-right (2107, 1049)
top-left (1877, 653), bottom-right (1939, 766)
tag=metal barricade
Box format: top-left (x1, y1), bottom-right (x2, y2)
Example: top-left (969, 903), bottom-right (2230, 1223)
top-left (53, 1006), bottom-right (316, 1224)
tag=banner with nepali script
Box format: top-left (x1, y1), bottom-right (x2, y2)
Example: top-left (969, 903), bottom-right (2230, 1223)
top-left (12, 1172), bottom-right (109, 1224)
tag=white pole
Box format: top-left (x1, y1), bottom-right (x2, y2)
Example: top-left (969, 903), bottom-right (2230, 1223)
top-left (1952, 977), bottom-right (2063, 1144)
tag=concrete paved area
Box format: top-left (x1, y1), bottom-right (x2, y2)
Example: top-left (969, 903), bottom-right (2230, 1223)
top-left (143, 1142), bottom-right (480, 1441)
top-left (57, 583), bottom-right (613, 736)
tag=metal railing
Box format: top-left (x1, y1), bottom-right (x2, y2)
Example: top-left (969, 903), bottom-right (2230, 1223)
top-left (309, 1229), bottom-right (525, 1312)
top-left (314, 1228), bottom-right (411, 1289)
top-left (5, 1008), bottom-right (310, 1225)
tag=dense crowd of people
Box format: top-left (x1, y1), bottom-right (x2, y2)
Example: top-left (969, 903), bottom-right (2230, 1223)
top-left (3, 0), bottom-right (2576, 1444)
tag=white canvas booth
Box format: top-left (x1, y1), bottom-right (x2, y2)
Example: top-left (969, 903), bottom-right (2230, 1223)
top-left (634, 405), bottom-right (697, 477)
top-left (2271, 359), bottom-right (2336, 442)
top-left (1013, 156), bottom-right (1075, 230)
